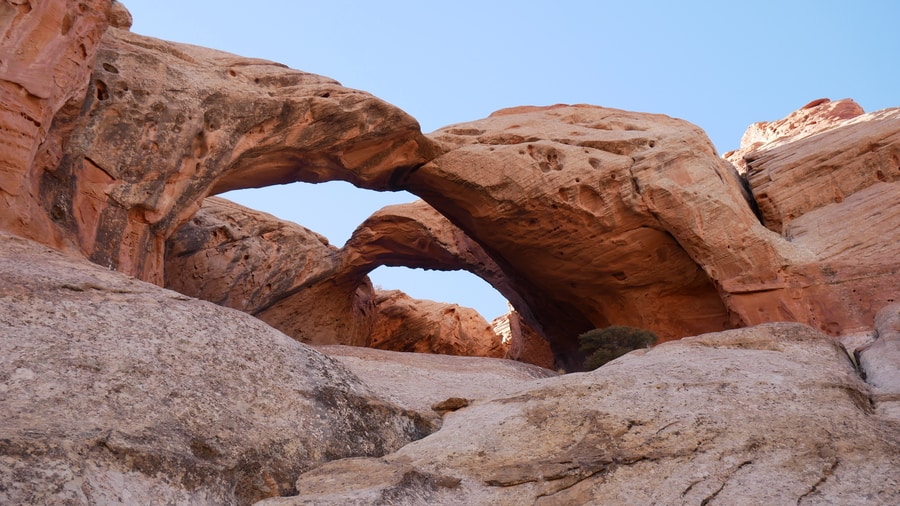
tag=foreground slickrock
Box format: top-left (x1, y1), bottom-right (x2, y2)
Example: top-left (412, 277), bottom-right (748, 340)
top-left (262, 324), bottom-right (900, 505)
top-left (0, 232), bottom-right (432, 505)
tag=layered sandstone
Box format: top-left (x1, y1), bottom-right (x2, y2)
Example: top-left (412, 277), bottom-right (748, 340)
top-left (264, 323), bottom-right (900, 505)
top-left (392, 105), bottom-right (802, 364)
top-left (724, 98), bottom-right (866, 174)
top-left (0, 232), bottom-right (430, 505)
top-left (0, 0), bottom-right (111, 248)
top-left (22, 26), bottom-right (436, 285)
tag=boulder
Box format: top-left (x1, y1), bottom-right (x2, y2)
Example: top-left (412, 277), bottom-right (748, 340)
top-left (27, 26), bottom-right (437, 285)
top-left (0, 232), bottom-right (430, 505)
top-left (263, 323), bottom-right (900, 505)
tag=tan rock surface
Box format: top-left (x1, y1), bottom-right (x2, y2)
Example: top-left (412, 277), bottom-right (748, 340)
top-left (859, 303), bottom-right (900, 419)
top-left (0, 0), bottom-right (111, 249)
top-left (263, 324), bottom-right (900, 505)
top-left (0, 232), bottom-right (430, 505)
top-left (26, 26), bottom-right (436, 285)
top-left (399, 104), bottom-right (806, 366)
top-left (724, 98), bottom-right (866, 174)
top-left (314, 345), bottom-right (556, 427)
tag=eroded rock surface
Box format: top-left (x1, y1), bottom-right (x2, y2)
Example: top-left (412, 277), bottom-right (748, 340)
top-left (166, 197), bottom-right (514, 359)
top-left (263, 324), bottom-right (900, 505)
top-left (395, 105), bottom-right (803, 365)
top-left (314, 345), bottom-right (557, 427)
top-left (370, 290), bottom-right (506, 358)
top-left (0, 232), bottom-right (430, 505)
top-left (724, 98), bottom-right (866, 174)
top-left (0, 0), bottom-right (111, 249)
top-left (28, 26), bottom-right (437, 285)
top-left (859, 303), bottom-right (900, 419)
top-left (743, 106), bottom-right (900, 234)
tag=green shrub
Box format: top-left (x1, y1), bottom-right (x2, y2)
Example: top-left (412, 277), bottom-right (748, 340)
top-left (579, 325), bottom-right (658, 370)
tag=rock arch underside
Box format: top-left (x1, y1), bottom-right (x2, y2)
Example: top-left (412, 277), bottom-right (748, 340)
top-left (3, 2), bottom-right (900, 504)
top-left (4, 14), bottom-right (900, 369)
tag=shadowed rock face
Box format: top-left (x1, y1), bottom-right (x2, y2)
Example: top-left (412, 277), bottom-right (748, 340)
top-left (0, 0), bottom-right (112, 249)
top-left (166, 197), bottom-right (512, 360)
top-left (29, 27), bottom-right (437, 285)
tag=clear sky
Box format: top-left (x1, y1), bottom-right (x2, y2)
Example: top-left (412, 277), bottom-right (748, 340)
top-left (125, 0), bottom-right (898, 321)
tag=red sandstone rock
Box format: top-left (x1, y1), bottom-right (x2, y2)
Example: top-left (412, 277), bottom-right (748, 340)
top-left (724, 98), bottom-right (866, 174)
top-left (743, 107), bottom-right (900, 233)
top-left (370, 290), bottom-right (506, 358)
top-left (24, 27), bottom-right (437, 285)
top-left (396, 104), bottom-right (804, 365)
top-left (167, 197), bottom-right (524, 362)
top-left (0, 0), bottom-right (112, 250)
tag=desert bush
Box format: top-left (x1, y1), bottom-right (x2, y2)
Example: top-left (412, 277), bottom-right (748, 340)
top-left (579, 325), bottom-right (658, 370)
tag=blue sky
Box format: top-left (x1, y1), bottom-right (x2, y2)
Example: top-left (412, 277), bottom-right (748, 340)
top-left (126, 1), bottom-right (898, 320)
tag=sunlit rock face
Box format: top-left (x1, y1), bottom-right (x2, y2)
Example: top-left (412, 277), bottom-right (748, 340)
top-left (397, 105), bottom-right (780, 365)
top-left (22, 26), bottom-right (437, 285)
top-left (726, 101), bottom-right (900, 337)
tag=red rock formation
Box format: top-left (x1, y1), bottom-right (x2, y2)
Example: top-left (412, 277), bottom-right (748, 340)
top-left (395, 105), bottom-right (797, 365)
top-left (24, 26), bottom-right (437, 285)
top-left (724, 98), bottom-right (866, 174)
top-left (370, 290), bottom-right (506, 358)
top-left (167, 197), bottom-right (518, 361)
top-left (0, 0), bottom-right (112, 250)
top-left (743, 107), bottom-right (900, 233)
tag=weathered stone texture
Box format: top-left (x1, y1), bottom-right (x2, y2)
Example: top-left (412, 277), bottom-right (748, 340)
top-left (0, 0), bottom-right (111, 248)
top-left (29, 26), bottom-right (436, 285)
top-left (0, 232), bottom-right (430, 505)
top-left (263, 323), bottom-right (900, 505)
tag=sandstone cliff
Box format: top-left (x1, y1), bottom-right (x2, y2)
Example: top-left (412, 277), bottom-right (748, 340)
top-left (2, 3), bottom-right (899, 504)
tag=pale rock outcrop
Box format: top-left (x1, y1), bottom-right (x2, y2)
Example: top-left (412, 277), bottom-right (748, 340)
top-left (313, 345), bottom-right (557, 427)
top-left (859, 303), bottom-right (900, 419)
top-left (724, 98), bottom-right (866, 174)
top-left (0, 0), bottom-right (111, 249)
top-left (0, 232), bottom-right (430, 505)
top-left (262, 323), bottom-right (900, 505)
top-left (26, 26), bottom-right (437, 285)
